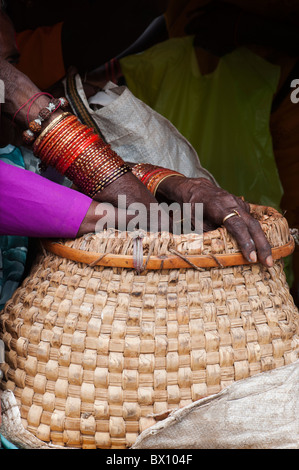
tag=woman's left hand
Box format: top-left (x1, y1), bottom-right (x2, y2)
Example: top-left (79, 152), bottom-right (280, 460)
top-left (157, 175), bottom-right (273, 267)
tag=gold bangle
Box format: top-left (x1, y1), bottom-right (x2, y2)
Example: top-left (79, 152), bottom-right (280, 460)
top-left (153, 173), bottom-right (184, 196)
top-left (33, 112), bottom-right (71, 151)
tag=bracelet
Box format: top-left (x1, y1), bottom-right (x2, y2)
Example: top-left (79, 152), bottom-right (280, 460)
top-left (132, 163), bottom-right (185, 196)
top-left (22, 97), bottom-right (69, 145)
top-left (33, 116), bottom-right (79, 169)
top-left (33, 113), bottom-right (131, 197)
top-left (33, 112), bottom-right (72, 151)
top-left (151, 172), bottom-right (184, 196)
top-left (42, 125), bottom-right (88, 171)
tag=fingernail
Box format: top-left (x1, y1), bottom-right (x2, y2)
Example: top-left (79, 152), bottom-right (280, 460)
top-left (266, 255), bottom-right (273, 267)
top-left (249, 251), bottom-right (257, 262)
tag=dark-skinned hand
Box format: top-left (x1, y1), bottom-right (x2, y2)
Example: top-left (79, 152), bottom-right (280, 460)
top-left (0, 58), bottom-right (172, 233)
top-left (157, 175), bottom-right (273, 268)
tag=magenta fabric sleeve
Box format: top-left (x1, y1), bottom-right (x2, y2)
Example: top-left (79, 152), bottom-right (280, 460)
top-left (0, 160), bottom-right (92, 237)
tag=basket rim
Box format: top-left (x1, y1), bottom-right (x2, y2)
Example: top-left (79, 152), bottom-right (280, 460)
top-left (42, 237), bottom-right (294, 270)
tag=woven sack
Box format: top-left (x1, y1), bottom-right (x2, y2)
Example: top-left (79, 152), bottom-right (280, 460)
top-left (63, 74), bottom-right (217, 182)
top-left (132, 360), bottom-right (299, 449)
top-left (0, 204), bottom-right (298, 449)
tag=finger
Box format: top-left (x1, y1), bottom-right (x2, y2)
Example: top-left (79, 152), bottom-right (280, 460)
top-left (224, 214), bottom-right (257, 263)
top-left (241, 211), bottom-right (273, 267)
top-left (236, 196), bottom-right (250, 213)
top-left (224, 209), bottom-right (273, 267)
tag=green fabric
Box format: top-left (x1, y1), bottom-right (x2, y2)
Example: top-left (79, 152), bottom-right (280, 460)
top-left (121, 37), bottom-right (283, 209)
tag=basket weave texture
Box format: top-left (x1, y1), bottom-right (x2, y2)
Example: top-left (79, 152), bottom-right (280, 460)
top-left (0, 205), bottom-right (298, 449)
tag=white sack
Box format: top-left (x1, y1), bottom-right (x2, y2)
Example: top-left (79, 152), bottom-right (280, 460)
top-left (133, 361), bottom-right (299, 449)
top-left (64, 75), bottom-right (216, 182)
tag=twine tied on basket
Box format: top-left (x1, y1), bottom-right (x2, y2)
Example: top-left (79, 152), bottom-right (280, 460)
top-left (129, 231), bottom-right (208, 273)
top-left (130, 230), bottom-right (146, 273)
top-left (290, 228), bottom-right (299, 245)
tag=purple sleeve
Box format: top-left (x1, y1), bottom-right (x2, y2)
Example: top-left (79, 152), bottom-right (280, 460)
top-left (0, 160), bottom-right (92, 237)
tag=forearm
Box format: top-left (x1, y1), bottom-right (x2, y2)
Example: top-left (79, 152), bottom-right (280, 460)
top-left (29, 113), bottom-right (159, 213)
top-left (0, 57), bottom-right (64, 142)
top-left (0, 160), bottom-right (92, 238)
top-left (0, 161), bottom-right (143, 239)
top-left (0, 60), bottom-right (141, 207)
top-left (0, 60), bottom-right (164, 235)
top-left (0, 59), bottom-right (58, 125)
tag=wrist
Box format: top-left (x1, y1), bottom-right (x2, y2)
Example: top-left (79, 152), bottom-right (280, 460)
top-left (22, 97), bottom-right (69, 145)
top-left (132, 163), bottom-right (186, 199)
top-left (33, 113), bottom-right (130, 198)
top-left (156, 174), bottom-right (187, 203)
top-left (77, 200), bottom-right (98, 236)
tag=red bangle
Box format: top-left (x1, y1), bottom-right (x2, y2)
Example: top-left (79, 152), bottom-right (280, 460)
top-left (34, 114), bottom-right (78, 158)
top-left (58, 135), bottom-right (100, 174)
top-left (34, 113), bottom-right (131, 196)
top-left (54, 128), bottom-right (95, 173)
top-left (132, 163), bottom-right (184, 195)
top-left (40, 123), bottom-right (81, 165)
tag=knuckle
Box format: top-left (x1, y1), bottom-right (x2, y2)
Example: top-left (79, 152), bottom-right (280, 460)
top-left (248, 216), bottom-right (261, 229)
top-left (258, 240), bottom-right (272, 255)
top-left (240, 238), bottom-right (255, 252)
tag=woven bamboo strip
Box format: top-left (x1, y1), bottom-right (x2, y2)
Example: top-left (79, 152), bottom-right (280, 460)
top-left (42, 238), bottom-right (294, 270)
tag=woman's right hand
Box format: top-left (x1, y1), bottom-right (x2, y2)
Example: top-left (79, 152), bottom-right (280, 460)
top-left (157, 175), bottom-right (274, 268)
top-left (93, 172), bottom-right (173, 234)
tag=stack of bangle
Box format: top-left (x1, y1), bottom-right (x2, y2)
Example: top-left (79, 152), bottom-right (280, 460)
top-left (132, 163), bottom-right (185, 196)
top-left (33, 112), bottom-right (131, 197)
top-left (22, 97), bottom-right (69, 145)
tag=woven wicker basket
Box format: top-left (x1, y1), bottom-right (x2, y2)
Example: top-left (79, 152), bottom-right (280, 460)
top-left (0, 204), bottom-right (298, 449)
